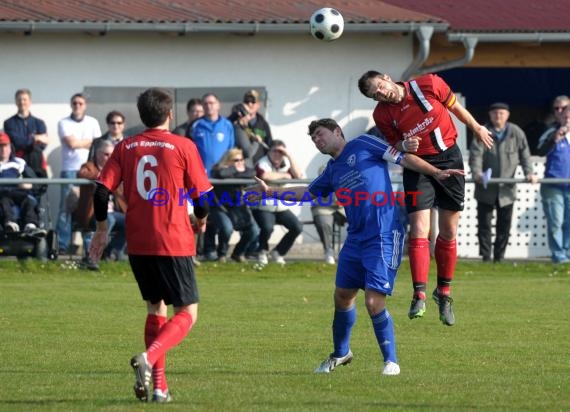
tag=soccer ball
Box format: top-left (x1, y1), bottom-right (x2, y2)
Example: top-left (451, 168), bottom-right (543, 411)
top-left (309, 7), bottom-right (344, 42)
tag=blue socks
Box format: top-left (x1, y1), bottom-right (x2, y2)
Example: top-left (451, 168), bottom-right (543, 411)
top-left (332, 305), bottom-right (356, 358)
top-left (371, 309), bottom-right (397, 363)
top-left (332, 306), bottom-right (397, 364)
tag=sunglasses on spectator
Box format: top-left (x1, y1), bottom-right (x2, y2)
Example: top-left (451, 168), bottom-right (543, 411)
top-left (232, 158), bottom-right (244, 162)
top-left (554, 106), bottom-right (567, 112)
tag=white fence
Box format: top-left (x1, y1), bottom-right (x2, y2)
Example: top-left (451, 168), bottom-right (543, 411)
top-left (264, 157), bottom-right (551, 259)
top-left (459, 158), bottom-right (548, 259)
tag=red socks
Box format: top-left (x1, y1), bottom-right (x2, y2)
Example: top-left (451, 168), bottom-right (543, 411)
top-left (146, 311), bottom-right (194, 366)
top-left (145, 314), bottom-right (168, 392)
top-left (435, 235), bottom-right (457, 296)
top-left (409, 236), bottom-right (457, 297)
top-left (408, 238), bottom-right (430, 298)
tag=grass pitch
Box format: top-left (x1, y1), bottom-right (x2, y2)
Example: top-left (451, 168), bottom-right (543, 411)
top-left (0, 258), bottom-right (568, 411)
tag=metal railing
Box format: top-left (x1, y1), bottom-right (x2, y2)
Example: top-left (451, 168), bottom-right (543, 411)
top-left (0, 177), bottom-right (569, 186)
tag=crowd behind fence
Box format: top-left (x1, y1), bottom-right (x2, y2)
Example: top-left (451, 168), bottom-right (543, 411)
top-left (0, 160), bottom-right (563, 259)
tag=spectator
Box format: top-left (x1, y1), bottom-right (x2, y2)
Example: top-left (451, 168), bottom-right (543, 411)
top-left (311, 198), bottom-right (345, 265)
top-left (88, 110), bottom-right (126, 160)
top-left (242, 89), bottom-right (273, 156)
top-left (171, 99), bottom-right (205, 256)
top-left (210, 148), bottom-right (260, 262)
top-left (172, 98), bottom-right (204, 137)
top-left (190, 93), bottom-right (234, 176)
top-left (231, 102), bottom-right (270, 167)
top-left (536, 106), bottom-right (570, 263)
top-left (56, 93), bottom-right (102, 254)
top-left (523, 105), bottom-right (552, 156)
top-left (547, 95), bottom-right (569, 128)
top-left (3, 88), bottom-right (49, 179)
top-left (231, 103), bottom-right (269, 168)
top-left (311, 164), bottom-right (345, 264)
top-left (75, 140), bottom-right (126, 269)
top-left (253, 140), bottom-right (303, 265)
top-left (0, 132), bottom-right (46, 237)
top-left (537, 95), bottom-right (570, 146)
top-left (191, 93), bottom-right (235, 258)
top-left (469, 102), bottom-right (537, 263)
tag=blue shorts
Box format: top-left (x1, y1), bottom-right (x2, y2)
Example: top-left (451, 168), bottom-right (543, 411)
top-left (336, 229), bottom-right (405, 295)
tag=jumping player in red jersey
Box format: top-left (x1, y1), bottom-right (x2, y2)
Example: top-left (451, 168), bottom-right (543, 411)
top-left (89, 88), bottom-right (213, 402)
top-left (358, 71), bottom-right (494, 326)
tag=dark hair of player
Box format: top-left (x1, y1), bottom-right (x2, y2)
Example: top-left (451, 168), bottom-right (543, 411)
top-left (137, 88), bottom-right (173, 128)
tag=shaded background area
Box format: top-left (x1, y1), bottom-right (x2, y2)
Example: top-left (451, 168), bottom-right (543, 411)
top-left (441, 67), bottom-right (570, 154)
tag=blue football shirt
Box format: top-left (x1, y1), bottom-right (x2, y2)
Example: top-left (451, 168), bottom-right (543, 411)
top-left (308, 134), bottom-right (405, 241)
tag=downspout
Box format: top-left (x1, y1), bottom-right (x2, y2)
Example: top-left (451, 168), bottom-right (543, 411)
top-left (414, 36), bottom-right (478, 76)
top-left (401, 25), bottom-right (434, 81)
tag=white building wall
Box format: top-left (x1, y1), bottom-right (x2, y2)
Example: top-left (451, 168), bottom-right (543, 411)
top-left (0, 31), bottom-right (412, 230)
top-left (0, 31), bottom-right (412, 173)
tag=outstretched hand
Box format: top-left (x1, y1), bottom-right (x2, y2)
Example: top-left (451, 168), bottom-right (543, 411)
top-left (435, 169), bottom-right (466, 180)
top-left (475, 125), bottom-right (494, 149)
top-left (244, 177), bottom-right (269, 202)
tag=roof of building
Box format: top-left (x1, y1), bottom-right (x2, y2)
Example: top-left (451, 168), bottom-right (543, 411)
top-left (0, 0), bottom-right (566, 35)
top-left (382, 0), bottom-right (570, 32)
top-left (0, 0), bottom-right (443, 25)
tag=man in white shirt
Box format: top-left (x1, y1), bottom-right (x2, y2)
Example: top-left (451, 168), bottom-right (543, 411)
top-left (56, 93), bottom-right (101, 253)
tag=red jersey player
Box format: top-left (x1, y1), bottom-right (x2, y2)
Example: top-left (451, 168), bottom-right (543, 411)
top-left (358, 71), bottom-right (493, 326)
top-left (90, 88), bottom-right (212, 402)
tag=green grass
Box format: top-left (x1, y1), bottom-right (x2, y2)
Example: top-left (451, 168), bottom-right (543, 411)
top-left (0, 259), bottom-right (569, 411)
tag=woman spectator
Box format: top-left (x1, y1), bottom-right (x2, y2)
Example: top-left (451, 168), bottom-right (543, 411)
top-left (252, 140), bottom-right (303, 265)
top-left (209, 148), bottom-right (260, 262)
top-left (75, 139), bottom-right (127, 269)
top-left (88, 110), bottom-right (126, 160)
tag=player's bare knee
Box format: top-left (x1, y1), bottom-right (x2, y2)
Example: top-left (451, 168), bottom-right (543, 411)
top-left (436, 231), bottom-right (456, 241)
top-left (147, 301), bottom-right (168, 316)
top-left (174, 304), bottom-right (198, 323)
top-left (364, 290), bottom-right (387, 316)
top-left (333, 287), bottom-right (357, 308)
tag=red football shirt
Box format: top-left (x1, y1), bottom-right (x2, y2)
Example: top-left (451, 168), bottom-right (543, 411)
top-left (373, 74), bottom-right (458, 156)
top-left (97, 128), bottom-right (212, 256)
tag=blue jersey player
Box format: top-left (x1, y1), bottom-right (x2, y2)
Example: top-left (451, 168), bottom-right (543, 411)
top-left (246, 118), bottom-right (464, 375)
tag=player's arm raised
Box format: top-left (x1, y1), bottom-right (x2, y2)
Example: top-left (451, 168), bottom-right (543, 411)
top-left (399, 153), bottom-right (465, 180)
top-left (449, 100), bottom-right (494, 149)
top-left (244, 177), bottom-right (315, 202)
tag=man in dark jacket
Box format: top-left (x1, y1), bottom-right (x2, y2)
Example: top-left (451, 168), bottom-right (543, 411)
top-left (242, 90), bottom-right (273, 160)
top-left (3, 89), bottom-right (49, 180)
top-left (469, 102), bottom-right (537, 262)
top-left (0, 132), bottom-right (45, 236)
